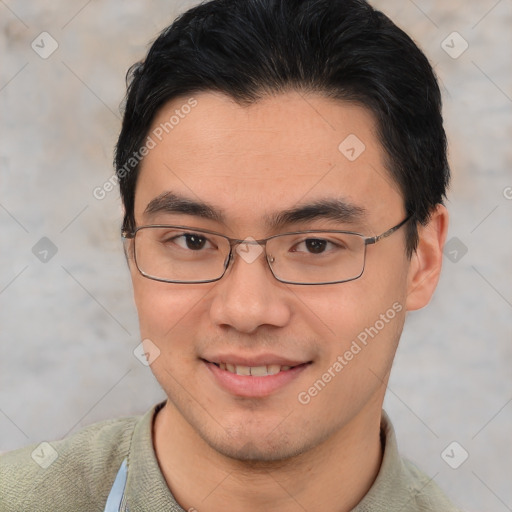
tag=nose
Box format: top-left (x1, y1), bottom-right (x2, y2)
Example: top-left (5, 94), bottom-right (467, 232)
top-left (208, 242), bottom-right (292, 334)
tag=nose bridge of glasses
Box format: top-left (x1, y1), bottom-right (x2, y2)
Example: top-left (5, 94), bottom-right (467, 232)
top-left (227, 236), bottom-right (270, 268)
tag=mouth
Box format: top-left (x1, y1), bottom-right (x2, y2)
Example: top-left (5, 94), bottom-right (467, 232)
top-left (201, 358), bottom-right (312, 397)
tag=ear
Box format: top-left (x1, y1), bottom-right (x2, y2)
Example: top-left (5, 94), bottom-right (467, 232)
top-left (122, 237), bottom-right (133, 263)
top-left (405, 204), bottom-right (449, 311)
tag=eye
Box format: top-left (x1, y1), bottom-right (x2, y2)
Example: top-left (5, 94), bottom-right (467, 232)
top-left (292, 238), bottom-right (339, 254)
top-left (170, 232), bottom-right (213, 251)
top-left (302, 238), bottom-right (327, 254)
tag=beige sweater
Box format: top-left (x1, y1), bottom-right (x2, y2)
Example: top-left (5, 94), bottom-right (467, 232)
top-left (0, 403), bottom-right (461, 511)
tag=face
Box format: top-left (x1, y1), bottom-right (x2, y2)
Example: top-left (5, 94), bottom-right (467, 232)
top-left (129, 91), bottom-right (412, 462)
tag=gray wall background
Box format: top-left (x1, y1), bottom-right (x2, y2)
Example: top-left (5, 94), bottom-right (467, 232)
top-left (1, 1), bottom-right (511, 510)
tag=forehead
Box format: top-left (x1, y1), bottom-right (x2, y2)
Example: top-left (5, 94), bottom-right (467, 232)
top-left (134, 91), bottom-right (403, 232)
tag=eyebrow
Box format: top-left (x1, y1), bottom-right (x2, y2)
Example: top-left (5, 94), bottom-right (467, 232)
top-left (264, 198), bottom-right (365, 230)
top-left (144, 192), bottom-right (223, 223)
top-left (143, 191), bottom-right (366, 230)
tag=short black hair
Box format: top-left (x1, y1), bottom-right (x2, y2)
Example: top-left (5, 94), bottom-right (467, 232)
top-left (114, 0), bottom-right (449, 255)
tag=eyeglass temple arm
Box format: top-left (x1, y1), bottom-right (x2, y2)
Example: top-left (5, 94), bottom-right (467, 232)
top-left (364, 216), bottom-right (411, 246)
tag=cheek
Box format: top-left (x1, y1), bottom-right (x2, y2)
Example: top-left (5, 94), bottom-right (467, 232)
top-left (132, 275), bottom-right (203, 343)
top-left (296, 283), bottom-right (406, 414)
top-left (297, 270), bottom-right (407, 400)
top-left (132, 278), bottom-right (208, 396)
top-left (298, 274), bottom-right (406, 345)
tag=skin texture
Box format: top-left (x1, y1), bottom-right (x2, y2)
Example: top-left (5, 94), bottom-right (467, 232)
top-left (127, 91), bottom-right (449, 512)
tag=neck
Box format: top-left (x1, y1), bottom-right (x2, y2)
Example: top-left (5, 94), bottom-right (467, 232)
top-left (153, 401), bottom-right (384, 512)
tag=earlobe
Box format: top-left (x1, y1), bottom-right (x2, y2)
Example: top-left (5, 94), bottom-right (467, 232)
top-left (405, 204), bottom-right (449, 311)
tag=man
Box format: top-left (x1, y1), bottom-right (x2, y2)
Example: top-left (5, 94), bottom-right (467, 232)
top-left (1, 0), bottom-right (461, 510)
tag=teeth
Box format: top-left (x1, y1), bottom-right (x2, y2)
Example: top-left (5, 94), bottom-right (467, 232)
top-left (235, 365), bottom-right (251, 376)
top-left (250, 365), bottom-right (269, 377)
top-left (218, 363), bottom-right (294, 376)
top-left (266, 364), bottom-right (281, 375)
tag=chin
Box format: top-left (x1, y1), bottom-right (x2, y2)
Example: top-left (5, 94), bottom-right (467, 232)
top-left (208, 435), bottom-right (306, 465)
top-left (195, 417), bottom-right (331, 466)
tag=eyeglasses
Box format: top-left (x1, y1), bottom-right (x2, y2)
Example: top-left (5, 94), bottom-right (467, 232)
top-left (122, 216), bottom-right (410, 285)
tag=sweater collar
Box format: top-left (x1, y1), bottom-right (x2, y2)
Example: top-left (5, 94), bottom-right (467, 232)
top-left (125, 402), bottom-right (184, 512)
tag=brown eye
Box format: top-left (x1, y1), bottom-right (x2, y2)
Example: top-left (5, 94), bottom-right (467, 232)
top-left (291, 238), bottom-right (339, 254)
top-left (304, 239), bottom-right (328, 254)
top-left (182, 233), bottom-right (208, 250)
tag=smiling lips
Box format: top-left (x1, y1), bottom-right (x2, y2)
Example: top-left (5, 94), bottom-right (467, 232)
top-left (204, 358), bottom-right (311, 397)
